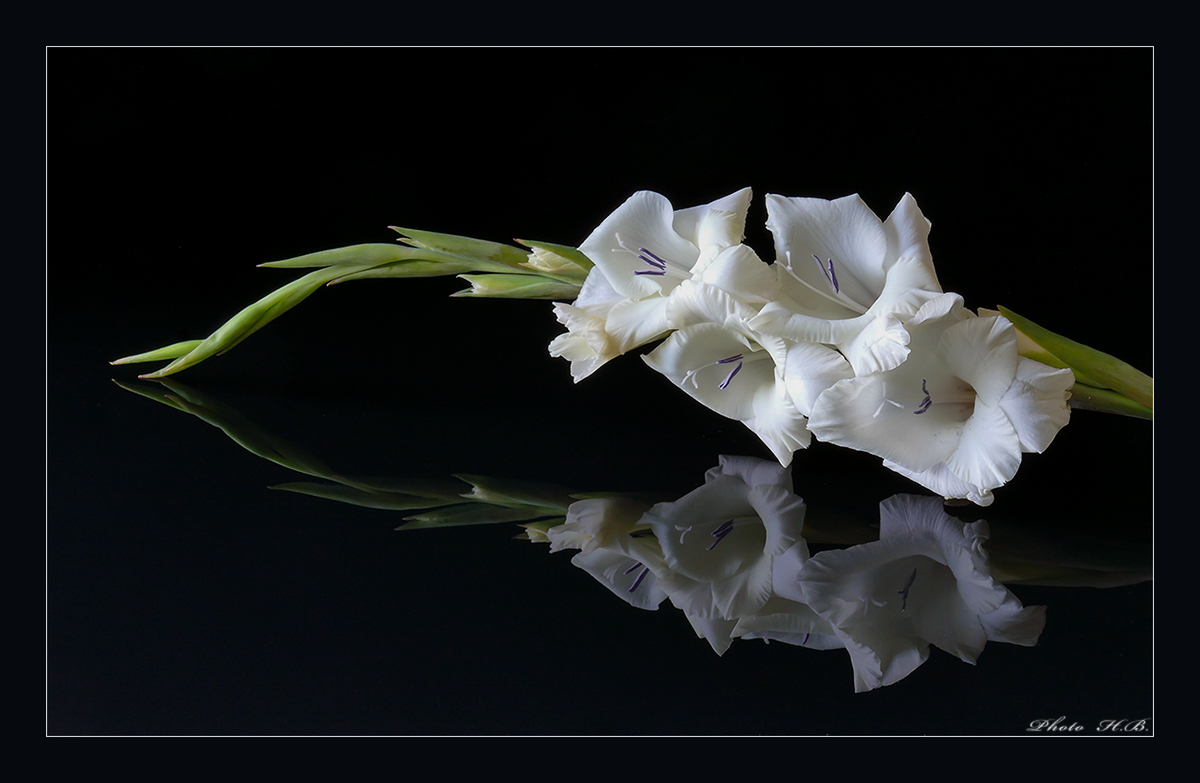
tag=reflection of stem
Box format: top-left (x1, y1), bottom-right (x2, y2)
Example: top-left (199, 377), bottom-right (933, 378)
top-left (114, 378), bottom-right (574, 530)
top-left (114, 378), bottom-right (1152, 586)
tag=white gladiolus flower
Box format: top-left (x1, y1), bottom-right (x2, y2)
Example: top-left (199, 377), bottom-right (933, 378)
top-left (749, 192), bottom-right (945, 376)
top-left (807, 293), bottom-right (1074, 505)
top-left (562, 187), bottom-right (753, 359)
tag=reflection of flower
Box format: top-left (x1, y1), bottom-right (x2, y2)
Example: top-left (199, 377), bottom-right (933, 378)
top-left (540, 459), bottom-right (1049, 691)
top-left (640, 455), bottom-right (807, 653)
top-left (808, 294), bottom-right (1074, 506)
top-left (546, 496), bottom-right (669, 611)
top-left (796, 494), bottom-right (1046, 692)
top-left (548, 456), bottom-right (810, 655)
top-left (749, 193), bottom-right (944, 376)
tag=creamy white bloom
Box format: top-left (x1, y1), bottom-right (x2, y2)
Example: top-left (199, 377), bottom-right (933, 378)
top-left (643, 281), bottom-right (853, 466)
top-left (566, 187), bottom-right (753, 355)
top-left (797, 494), bottom-right (1047, 692)
top-left (808, 293), bottom-right (1074, 505)
top-left (749, 193), bottom-right (944, 376)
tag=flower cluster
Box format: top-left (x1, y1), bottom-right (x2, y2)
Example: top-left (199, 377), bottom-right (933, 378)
top-left (539, 456), bottom-right (1045, 692)
top-left (551, 189), bottom-right (1075, 506)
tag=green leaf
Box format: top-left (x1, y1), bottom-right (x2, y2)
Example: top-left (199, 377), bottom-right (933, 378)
top-left (998, 305), bottom-right (1153, 410)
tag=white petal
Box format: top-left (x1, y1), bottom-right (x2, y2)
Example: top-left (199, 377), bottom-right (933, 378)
top-left (839, 313), bottom-right (912, 376)
top-left (881, 192), bottom-right (935, 270)
top-left (998, 357), bottom-right (1074, 453)
top-left (809, 374), bottom-right (964, 473)
top-left (664, 279), bottom-right (758, 333)
top-left (642, 324), bottom-right (762, 421)
top-left (937, 315), bottom-right (1018, 407)
top-left (782, 340), bottom-right (855, 417)
top-left (943, 400), bottom-right (1024, 492)
top-left (715, 454), bottom-right (794, 492)
top-left (571, 265), bottom-right (624, 315)
top-left (764, 193), bottom-right (889, 310)
top-left (745, 379), bottom-right (811, 466)
top-left (747, 299), bottom-right (865, 344)
top-left (683, 613), bottom-right (741, 657)
top-left (693, 244), bottom-right (780, 304)
top-left (578, 190), bottom-right (700, 300)
top-left (673, 186), bottom-right (752, 251)
top-left (603, 296), bottom-right (674, 354)
top-left (865, 255), bottom-right (944, 320)
top-left (882, 459), bottom-right (996, 506)
top-left (978, 597), bottom-right (1047, 646)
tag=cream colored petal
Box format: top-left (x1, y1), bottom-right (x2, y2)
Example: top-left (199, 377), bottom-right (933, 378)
top-left (881, 459), bottom-right (996, 506)
top-left (603, 296), bottom-right (674, 354)
top-left (693, 244), bottom-right (780, 305)
top-left (764, 193), bottom-right (890, 310)
top-left (937, 315), bottom-right (1018, 407)
top-left (943, 400), bottom-right (1024, 493)
top-left (998, 357), bottom-right (1074, 453)
top-left (839, 313), bottom-right (912, 376)
top-left (782, 339), bottom-right (855, 417)
top-left (578, 190), bottom-right (700, 300)
top-left (809, 373), bottom-right (964, 473)
top-left (881, 192), bottom-right (935, 269)
top-left (673, 186), bottom-right (752, 251)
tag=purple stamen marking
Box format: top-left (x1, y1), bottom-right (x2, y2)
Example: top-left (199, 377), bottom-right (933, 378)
top-left (633, 246), bottom-right (669, 276)
top-left (627, 564), bottom-right (649, 593)
top-left (801, 632), bottom-right (810, 645)
top-left (913, 379), bottom-right (933, 415)
top-left (898, 568), bottom-right (917, 610)
top-left (717, 355), bottom-right (743, 390)
top-left (706, 519), bottom-right (735, 551)
top-left (813, 254), bottom-right (840, 293)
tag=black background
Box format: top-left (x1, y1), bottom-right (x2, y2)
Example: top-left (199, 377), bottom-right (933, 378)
top-left (48, 47), bottom-right (1154, 736)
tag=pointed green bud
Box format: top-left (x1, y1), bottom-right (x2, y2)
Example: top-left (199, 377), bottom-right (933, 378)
top-left (1067, 382), bottom-right (1154, 420)
top-left (515, 518), bottom-right (567, 543)
top-left (450, 273), bottom-right (582, 300)
top-left (998, 306), bottom-right (1153, 410)
top-left (111, 339), bottom-right (205, 365)
top-left (390, 226), bottom-right (533, 269)
top-left (514, 239), bottom-right (594, 280)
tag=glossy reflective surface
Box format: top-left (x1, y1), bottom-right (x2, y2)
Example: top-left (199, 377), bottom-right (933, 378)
top-left (49, 47), bottom-right (1153, 735)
